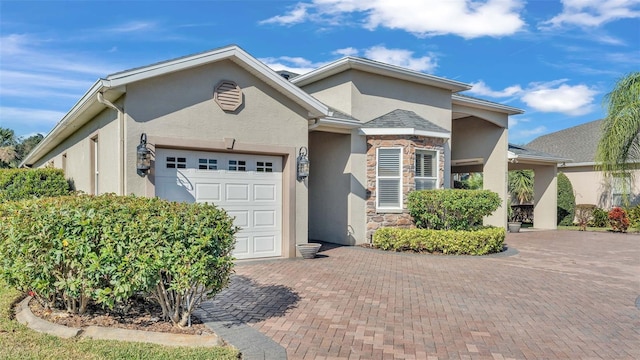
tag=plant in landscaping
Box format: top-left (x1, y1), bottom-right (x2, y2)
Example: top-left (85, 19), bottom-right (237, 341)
top-left (557, 173), bottom-right (576, 226)
top-left (575, 204), bottom-right (596, 231)
top-left (0, 195), bottom-right (236, 327)
top-left (0, 168), bottom-right (70, 201)
top-left (589, 207), bottom-right (609, 227)
top-left (626, 204), bottom-right (640, 229)
top-left (608, 207), bottom-right (630, 232)
top-left (373, 227), bottom-right (505, 255)
top-left (508, 170), bottom-right (534, 204)
top-left (407, 189), bottom-right (501, 231)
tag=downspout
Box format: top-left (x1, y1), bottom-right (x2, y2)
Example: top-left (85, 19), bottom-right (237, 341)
top-left (308, 118), bottom-right (321, 130)
top-left (97, 92), bottom-right (125, 196)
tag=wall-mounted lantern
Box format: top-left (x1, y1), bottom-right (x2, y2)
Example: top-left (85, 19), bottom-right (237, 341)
top-left (136, 133), bottom-right (151, 176)
top-left (297, 146), bottom-right (309, 181)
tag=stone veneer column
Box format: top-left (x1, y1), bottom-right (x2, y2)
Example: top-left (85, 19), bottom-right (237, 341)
top-left (365, 135), bottom-right (446, 241)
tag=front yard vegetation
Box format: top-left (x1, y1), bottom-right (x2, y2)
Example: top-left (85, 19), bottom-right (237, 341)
top-left (373, 189), bottom-right (505, 255)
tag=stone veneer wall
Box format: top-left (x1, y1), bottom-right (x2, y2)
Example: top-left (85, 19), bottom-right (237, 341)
top-left (366, 135), bottom-right (446, 241)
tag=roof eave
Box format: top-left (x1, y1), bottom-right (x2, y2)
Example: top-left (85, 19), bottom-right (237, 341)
top-left (292, 57), bottom-right (471, 92)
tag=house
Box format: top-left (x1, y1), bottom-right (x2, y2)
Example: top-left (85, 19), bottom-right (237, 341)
top-left (527, 119), bottom-right (640, 208)
top-left (21, 45), bottom-right (563, 260)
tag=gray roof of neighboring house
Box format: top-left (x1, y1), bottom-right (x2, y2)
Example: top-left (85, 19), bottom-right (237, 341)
top-left (508, 143), bottom-right (570, 162)
top-left (526, 120), bottom-right (603, 163)
top-left (362, 109), bottom-right (449, 133)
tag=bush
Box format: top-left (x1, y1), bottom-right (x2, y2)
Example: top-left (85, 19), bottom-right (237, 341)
top-left (557, 173), bottom-right (576, 226)
top-left (608, 207), bottom-right (630, 232)
top-left (407, 189), bottom-right (501, 231)
top-left (575, 204), bottom-right (596, 231)
top-left (373, 227), bottom-right (505, 255)
top-left (626, 204), bottom-right (640, 229)
top-left (589, 208), bottom-right (609, 227)
top-left (0, 194), bottom-right (236, 326)
top-left (0, 168), bottom-right (70, 201)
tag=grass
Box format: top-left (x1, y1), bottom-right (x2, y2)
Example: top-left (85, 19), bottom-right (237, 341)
top-left (557, 225), bottom-right (639, 233)
top-left (0, 282), bottom-right (240, 360)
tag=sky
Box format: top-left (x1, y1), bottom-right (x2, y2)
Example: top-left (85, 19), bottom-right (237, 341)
top-left (0, 0), bottom-right (638, 145)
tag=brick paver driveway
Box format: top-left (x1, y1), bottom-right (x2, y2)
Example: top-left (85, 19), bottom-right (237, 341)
top-left (204, 231), bottom-right (639, 359)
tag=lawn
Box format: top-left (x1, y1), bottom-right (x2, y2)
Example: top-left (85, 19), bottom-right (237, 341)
top-left (0, 282), bottom-right (240, 360)
top-left (557, 225), bottom-right (639, 233)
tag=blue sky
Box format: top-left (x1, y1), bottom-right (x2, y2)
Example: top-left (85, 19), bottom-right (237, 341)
top-left (1, 0), bottom-right (638, 144)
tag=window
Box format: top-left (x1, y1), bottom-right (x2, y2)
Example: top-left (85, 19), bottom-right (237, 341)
top-left (198, 158), bottom-right (217, 170)
top-left (415, 149), bottom-right (438, 190)
top-left (166, 156), bottom-right (186, 169)
top-left (376, 148), bottom-right (402, 210)
top-left (257, 161), bottom-right (273, 172)
top-left (229, 160), bottom-right (246, 171)
top-left (612, 174), bottom-right (631, 207)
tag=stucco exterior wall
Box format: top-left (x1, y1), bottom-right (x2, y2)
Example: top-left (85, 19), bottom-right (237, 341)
top-left (32, 108), bottom-right (120, 194)
top-left (308, 132), bottom-right (351, 243)
top-left (299, 72), bottom-right (354, 116)
top-left (561, 167), bottom-right (640, 208)
top-left (365, 135), bottom-right (446, 241)
top-left (452, 117), bottom-right (508, 227)
top-left (123, 59), bottom-right (312, 250)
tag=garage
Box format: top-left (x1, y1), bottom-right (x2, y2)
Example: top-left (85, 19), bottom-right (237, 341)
top-left (155, 148), bottom-right (282, 259)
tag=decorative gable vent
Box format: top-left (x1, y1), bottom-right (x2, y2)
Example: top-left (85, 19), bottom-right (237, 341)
top-left (214, 80), bottom-right (243, 112)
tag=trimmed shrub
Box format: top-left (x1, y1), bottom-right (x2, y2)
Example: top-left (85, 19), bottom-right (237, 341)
top-left (626, 204), bottom-right (640, 229)
top-left (373, 227), bottom-right (505, 255)
top-left (589, 208), bottom-right (609, 227)
top-left (557, 173), bottom-right (576, 226)
top-left (407, 189), bottom-right (501, 231)
top-left (608, 207), bottom-right (630, 232)
top-left (0, 168), bottom-right (70, 201)
top-left (0, 194), bottom-right (236, 326)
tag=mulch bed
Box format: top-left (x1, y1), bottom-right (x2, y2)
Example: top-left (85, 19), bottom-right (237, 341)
top-left (28, 296), bottom-right (213, 335)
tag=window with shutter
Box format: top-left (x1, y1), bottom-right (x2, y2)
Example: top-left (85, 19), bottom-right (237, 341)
top-left (377, 148), bottom-right (402, 210)
top-left (415, 149), bottom-right (438, 190)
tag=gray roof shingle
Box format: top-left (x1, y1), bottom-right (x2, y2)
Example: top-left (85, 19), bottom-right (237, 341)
top-left (526, 120), bottom-right (603, 163)
top-left (362, 109), bottom-right (449, 133)
top-left (508, 143), bottom-right (569, 162)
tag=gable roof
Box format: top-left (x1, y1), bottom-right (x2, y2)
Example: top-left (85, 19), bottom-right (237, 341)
top-left (22, 45), bottom-right (330, 166)
top-left (291, 56), bottom-right (471, 92)
top-left (359, 109), bottom-right (450, 138)
top-left (526, 120), bottom-right (603, 165)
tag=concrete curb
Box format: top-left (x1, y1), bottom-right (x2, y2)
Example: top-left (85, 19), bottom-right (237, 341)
top-left (15, 296), bottom-right (223, 347)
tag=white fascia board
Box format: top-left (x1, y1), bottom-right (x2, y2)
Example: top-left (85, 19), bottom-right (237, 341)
top-left (105, 46), bottom-right (329, 118)
top-left (21, 80), bottom-right (107, 166)
top-left (318, 117), bottom-right (361, 129)
top-left (452, 94), bottom-right (524, 115)
top-left (359, 128), bottom-right (450, 139)
top-left (293, 57), bottom-right (471, 92)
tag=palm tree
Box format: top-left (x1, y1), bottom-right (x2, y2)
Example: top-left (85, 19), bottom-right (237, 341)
top-left (508, 170), bottom-right (534, 204)
top-left (596, 72), bottom-right (640, 176)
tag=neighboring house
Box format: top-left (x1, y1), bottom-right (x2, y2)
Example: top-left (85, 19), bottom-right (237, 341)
top-left (21, 45), bottom-right (563, 260)
top-left (527, 119), bottom-right (640, 208)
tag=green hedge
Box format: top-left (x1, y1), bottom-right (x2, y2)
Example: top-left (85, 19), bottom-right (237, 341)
top-left (373, 227), bottom-right (505, 255)
top-left (557, 173), bottom-right (576, 226)
top-left (0, 168), bottom-right (70, 201)
top-left (0, 194), bottom-right (236, 326)
top-left (407, 189), bottom-right (501, 230)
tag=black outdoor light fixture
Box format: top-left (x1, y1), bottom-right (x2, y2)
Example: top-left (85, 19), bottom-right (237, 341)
top-left (136, 133), bottom-right (151, 176)
top-left (297, 146), bottom-right (309, 181)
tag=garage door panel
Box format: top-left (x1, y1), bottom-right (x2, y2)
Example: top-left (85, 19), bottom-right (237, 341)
top-left (156, 148), bottom-right (282, 260)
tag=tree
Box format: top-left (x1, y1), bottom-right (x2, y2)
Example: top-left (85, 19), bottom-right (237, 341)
top-left (596, 71), bottom-right (640, 204)
top-left (508, 170), bottom-right (534, 204)
top-left (557, 172), bottom-right (576, 226)
top-left (0, 128), bottom-right (18, 168)
top-left (15, 133), bottom-right (44, 163)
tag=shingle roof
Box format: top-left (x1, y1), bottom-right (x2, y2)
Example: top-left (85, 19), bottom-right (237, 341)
top-left (362, 109), bottom-right (449, 133)
top-left (328, 107), bottom-right (357, 121)
top-left (508, 143), bottom-right (570, 162)
top-left (526, 120), bottom-right (603, 163)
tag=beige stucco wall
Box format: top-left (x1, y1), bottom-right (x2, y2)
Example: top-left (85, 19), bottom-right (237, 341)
top-left (32, 107), bottom-right (120, 195)
top-left (532, 165), bottom-right (558, 229)
top-left (452, 116), bottom-right (508, 227)
top-left (308, 132), bottom-right (351, 243)
top-left (123, 59), bottom-right (312, 250)
top-left (561, 166), bottom-right (640, 208)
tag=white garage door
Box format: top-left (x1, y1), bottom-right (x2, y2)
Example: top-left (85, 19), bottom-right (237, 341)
top-left (155, 148), bottom-right (282, 259)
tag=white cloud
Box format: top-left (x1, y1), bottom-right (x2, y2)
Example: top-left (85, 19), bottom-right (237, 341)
top-left (363, 46), bottom-right (437, 72)
top-left (260, 3), bottom-right (310, 25)
top-left (541, 0), bottom-right (640, 28)
top-left (259, 56), bottom-right (327, 74)
top-left (470, 81), bottom-right (523, 97)
top-left (0, 107), bottom-right (65, 129)
top-left (521, 83), bottom-right (597, 116)
top-left (333, 47), bottom-right (359, 57)
top-left (261, 0), bottom-right (526, 38)
top-left (509, 125), bottom-right (548, 143)
top-left (105, 21), bottom-right (157, 33)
